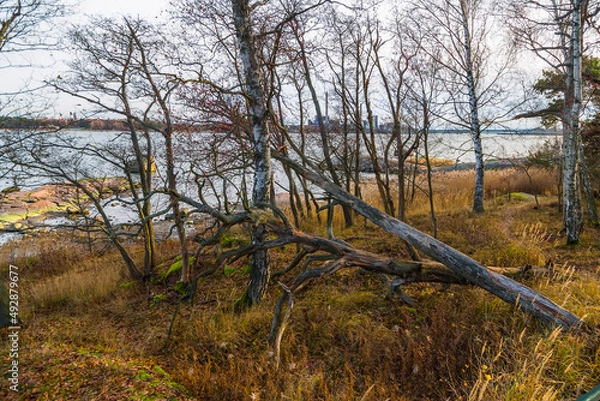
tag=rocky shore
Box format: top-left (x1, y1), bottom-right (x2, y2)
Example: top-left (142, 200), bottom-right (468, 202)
top-left (0, 178), bottom-right (130, 232)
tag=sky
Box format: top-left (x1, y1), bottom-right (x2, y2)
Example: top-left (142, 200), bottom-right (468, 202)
top-left (0, 0), bottom-right (545, 128)
top-left (77, 0), bottom-right (166, 18)
top-left (0, 0), bottom-right (169, 116)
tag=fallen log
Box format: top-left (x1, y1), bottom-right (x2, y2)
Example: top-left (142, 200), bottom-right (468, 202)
top-left (274, 152), bottom-right (589, 331)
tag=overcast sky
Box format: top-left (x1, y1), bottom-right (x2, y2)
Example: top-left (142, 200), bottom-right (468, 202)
top-left (0, 0), bottom-right (170, 116)
top-left (77, 0), bottom-right (167, 18)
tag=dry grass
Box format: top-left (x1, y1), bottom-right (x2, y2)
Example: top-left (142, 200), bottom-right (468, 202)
top-left (1, 166), bottom-right (599, 400)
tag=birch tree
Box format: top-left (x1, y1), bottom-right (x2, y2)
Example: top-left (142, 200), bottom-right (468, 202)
top-left (411, 0), bottom-right (517, 213)
top-left (509, 0), bottom-right (590, 244)
top-left (230, 0), bottom-right (273, 305)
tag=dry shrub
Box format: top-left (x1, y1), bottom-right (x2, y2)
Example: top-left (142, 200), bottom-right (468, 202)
top-left (1, 234), bottom-right (88, 279)
top-left (358, 167), bottom-right (558, 220)
top-left (484, 167), bottom-right (559, 197)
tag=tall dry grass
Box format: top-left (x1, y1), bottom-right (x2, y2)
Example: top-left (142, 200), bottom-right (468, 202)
top-left (2, 165), bottom-right (599, 400)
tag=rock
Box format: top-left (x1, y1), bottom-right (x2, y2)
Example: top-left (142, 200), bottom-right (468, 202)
top-left (25, 215), bottom-right (47, 226)
top-left (65, 205), bottom-right (84, 215)
top-left (1, 186), bottom-right (20, 195)
top-left (30, 188), bottom-right (53, 198)
top-left (20, 197), bottom-right (39, 204)
top-left (29, 200), bottom-right (56, 210)
top-left (4, 207), bottom-right (26, 215)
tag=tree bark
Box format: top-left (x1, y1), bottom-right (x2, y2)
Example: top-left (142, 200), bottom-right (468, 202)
top-left (562, 0), bottom-right (586, 244)
top-left (274, 152), bottom-right (588, 330)
top-left (232, 0), bottom-right (272, 305)
top-left (459, 0), bottom-right (485, 213)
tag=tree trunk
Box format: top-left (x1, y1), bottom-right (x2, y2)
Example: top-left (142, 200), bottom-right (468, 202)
top-left (275, 152), bottom-right (588, 330)
top-left (232, 0), bottom-right (272, 305)
top-left (459, 0), bottom-right (485, 213)
top-left (164, 132), bottom-right (190, 282)
top-left (423, 112), bottom-right (438, 238)
top-left (563, 0), bottom-right (586, 244)
top-left (127, 123), bottom-right (156, 276)
top-left (292, 23), bottom-right (353, 227)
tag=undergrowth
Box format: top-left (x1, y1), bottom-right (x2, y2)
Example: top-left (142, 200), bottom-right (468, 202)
top-left (0, 167), bottom-right (599, 400)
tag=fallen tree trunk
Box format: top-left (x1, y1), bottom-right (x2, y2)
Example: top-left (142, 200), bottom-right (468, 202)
top-left (274, 152), bottom-right (589, 331)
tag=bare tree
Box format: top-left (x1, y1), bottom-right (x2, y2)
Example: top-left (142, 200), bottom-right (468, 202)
top-left (372, 11), bottom-right (421, 221)
top-left (289, 10), bottom-right (355, 227)
top-left (0, 0), bottom-right (64, 52)
top-left (410, 0), bottom-right (517, 213)
top-left (47, 17), bottom-right (190, 278)
top-left (403, 36), bottom-right (446, 238)
top-left (0, 0), bottom-right (65, 329)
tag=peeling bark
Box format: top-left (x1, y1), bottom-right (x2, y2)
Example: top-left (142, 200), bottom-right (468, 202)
top-left (459, 0), bottom-right (485, 213)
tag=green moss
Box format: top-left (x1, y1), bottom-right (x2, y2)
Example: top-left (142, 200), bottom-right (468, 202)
top-left (119, 281), bottom-right (138, 289)
top-left (0, 203), bottom-right (77, 223)
top-left (223, 264), bottom-right (250, 277)
top-left (166, 259), bottom-right (183, 276)
top-left (135, 370), bottom-right (153, 381)
top-left (220, 233), bottom-right (248, 248)
top-left (330, 291), bottom-right (378, 311)
top-left (1, 186), bottom-right (19, 194)
top-left (509, 192), bottom-right (534, 202)
top-left (149, 294), bottom-right (167, 308)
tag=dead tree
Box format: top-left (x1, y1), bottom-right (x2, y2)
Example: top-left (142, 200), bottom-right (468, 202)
top-left (273, 151), bottom-right (588, 330)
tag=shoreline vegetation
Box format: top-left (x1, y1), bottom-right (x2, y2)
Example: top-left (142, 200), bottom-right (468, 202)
top-left (1, 156), bottom-right (542, 233)
top-left (0, 116), bottom-right (561, 135)
top-left (0, 166), bottom-right (598, 400)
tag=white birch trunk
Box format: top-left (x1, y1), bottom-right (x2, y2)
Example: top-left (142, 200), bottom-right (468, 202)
top-left (460, 0), bottom-right (484, 212)
top-left (459, 0), bottom-right (485, 213)
top-left (231, 0), bottom-right (272, 304)
top-left (563, 0), bottom-right (585, 244)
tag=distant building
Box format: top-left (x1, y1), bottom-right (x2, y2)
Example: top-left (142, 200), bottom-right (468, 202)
top-left (362, 115), bottom-right (379, 131)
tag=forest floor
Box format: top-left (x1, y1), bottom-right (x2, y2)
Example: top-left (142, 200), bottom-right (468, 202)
top-left (0, 167), bottom-right (599, 400)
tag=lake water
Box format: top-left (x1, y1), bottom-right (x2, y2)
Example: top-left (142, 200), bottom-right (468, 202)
top-left (426, 132), bottom-right (560, 163)
top-left (0, 129), bottom-right (561, 247)
top-left (1, 130), bottom-right (561, 191)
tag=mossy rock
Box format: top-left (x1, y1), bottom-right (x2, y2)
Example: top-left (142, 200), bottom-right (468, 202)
top-left (1, 186), bottom-right (20, 195)
top-left (509, 192), bottom-right (535, 202)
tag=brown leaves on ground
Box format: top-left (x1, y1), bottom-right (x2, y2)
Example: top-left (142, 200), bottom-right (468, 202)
top-left (0, 341), bottom-right (194, 400)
